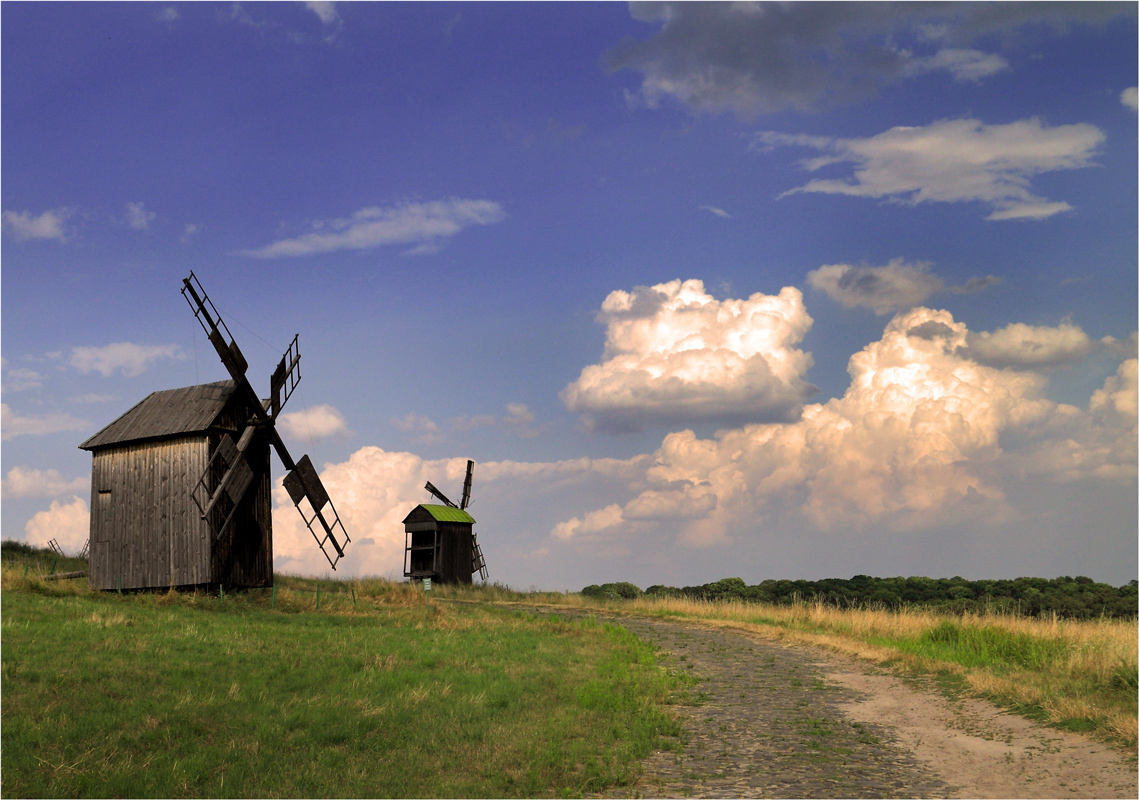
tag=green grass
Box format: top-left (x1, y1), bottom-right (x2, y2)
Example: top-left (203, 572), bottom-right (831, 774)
top-left (896, 619), bottom-right (1070, 671)
top-left (1, 568), bottom-right (690, 798)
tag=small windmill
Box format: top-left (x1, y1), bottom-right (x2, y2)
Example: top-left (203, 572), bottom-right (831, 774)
top-left (182, 272), bottom-right (350, 570)
top-left (404, 460), bottom-right (488, 584)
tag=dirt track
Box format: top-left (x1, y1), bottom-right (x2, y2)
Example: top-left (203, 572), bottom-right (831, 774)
top-left (541, 610), bottom-right (1138, 799)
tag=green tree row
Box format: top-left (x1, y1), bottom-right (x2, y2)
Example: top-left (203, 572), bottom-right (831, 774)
top-left (585, 575), bottom-right (1138, 619)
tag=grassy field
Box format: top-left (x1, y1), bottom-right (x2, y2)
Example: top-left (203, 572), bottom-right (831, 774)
top-left (1, 565), bottom-right (690, 798)
top-left (524, 591), bottom-right (1138, 748)
top-left (4, 543), bottom-right (1134, 797)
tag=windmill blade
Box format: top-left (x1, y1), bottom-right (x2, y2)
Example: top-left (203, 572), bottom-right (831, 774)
top-left (460, 460), bottom-right (474, 510)
top-left (182, 273), bottom-right (276, 431)
top-left (182, 272), bottom-right (250, 381)
top-left (283, 454), bottom-right (350, 569)
top-left (424, 481), bottom-right (456, 508)
top-left (267, 334), bottom-right (301, 419)
top-left (191, 426), bottom-right (257, 541)
top-left (472, 531), bottom-right (488, 582)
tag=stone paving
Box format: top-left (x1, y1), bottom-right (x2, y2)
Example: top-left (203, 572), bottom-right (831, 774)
top-left (600, 616), bottom-right (951, 798)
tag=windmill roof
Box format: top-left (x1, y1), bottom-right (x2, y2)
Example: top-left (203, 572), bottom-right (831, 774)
top-left (79, 380), bottom-right (238, 450)
top-left (411, 504), bottom-right (476, 524)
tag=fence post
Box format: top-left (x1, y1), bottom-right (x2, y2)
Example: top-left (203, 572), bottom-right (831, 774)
top-left (118, 576), bottom-right (122, 596)
top-left (351, 584), bottom-right (356, 606)
top-left (316, 585), bottom-right (320, 611)
top-left (271, 583), bottom-right (276, 610)
top-left (220, 583), bottom-right (224, 601)
top-left (49, 559), bottom-right (57, 576)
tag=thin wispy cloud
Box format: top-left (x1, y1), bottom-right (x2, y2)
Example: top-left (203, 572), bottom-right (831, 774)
top-left (699, 205), bottom-right (732, 219)
top-left (2, 467), bottom-right (88, 499)
top-left (125, 201), bottom-right (155, 231)
top-left (1, 404), bottom-right (87, 441)
top-left (305, 2), bottom-right (339, 26)
top-left (2, 366), bottom-right (44, 392)
top-left (241, 198), bottom-right (506, 258)
top-left (758, 118), bottom-right (1104, 221)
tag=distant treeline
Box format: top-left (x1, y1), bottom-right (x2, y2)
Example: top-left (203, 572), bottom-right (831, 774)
top-left (582, 575), bottom-right (1139, 619)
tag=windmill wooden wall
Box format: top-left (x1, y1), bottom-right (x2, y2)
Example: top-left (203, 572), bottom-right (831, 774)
top-left (81, 381), bottom-right (272, 591)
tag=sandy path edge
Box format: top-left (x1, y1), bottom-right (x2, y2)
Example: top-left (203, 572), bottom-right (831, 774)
top-left (804, 647), bottom-right (1137, 799)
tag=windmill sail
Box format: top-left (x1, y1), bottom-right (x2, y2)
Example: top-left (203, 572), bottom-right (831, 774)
top-left (472, 532), bottom-right (488, 581)
top-left (460, 460), bottom-right (474, 510)
top-left (191, 429), bottom-right (255, 541)
top-left (424, 481), bottom-right (457, 508)
top-left (283, 454), bottom-right (349, 569)
top-left (268, 335), bottom-right (300, 419)
top-left (182, 271), bottom-right (350, 570)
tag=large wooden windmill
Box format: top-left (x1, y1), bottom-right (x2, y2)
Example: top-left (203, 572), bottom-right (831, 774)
top-left (78, 272), bottom-right (350, 591)
top-left (403, 460), bottom-right (488, 585)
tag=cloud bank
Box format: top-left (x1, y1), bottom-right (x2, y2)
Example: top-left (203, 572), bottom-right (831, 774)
top-left (609, 2), bottom-right (1132, 117)
top-left (25, 496), bottom-right (90, 555)
top-left (560, 279), bottom-right (815, 431)
top-left (554, 307), bottom-right (1136, 548)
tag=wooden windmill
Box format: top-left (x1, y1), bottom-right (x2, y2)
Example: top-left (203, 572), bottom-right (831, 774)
top-left (78, 272), bottom-right (350, 591)
top-left (403, 460), bottom-right (488, 585)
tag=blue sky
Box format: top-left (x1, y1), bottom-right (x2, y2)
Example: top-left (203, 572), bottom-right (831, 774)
top-left (3, 2), bottom-right (1136, 590)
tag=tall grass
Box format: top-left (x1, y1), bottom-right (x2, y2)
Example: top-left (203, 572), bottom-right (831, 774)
top-left (1, 567), bottom-right (689, 798)
top-left (561, 593), bottom-right (1138, 747)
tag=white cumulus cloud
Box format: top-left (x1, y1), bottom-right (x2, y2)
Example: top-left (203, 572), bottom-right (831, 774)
top-left (551, 307), bottom-right (1136, 548)
top-left (25, 496), bottom-right (90, 555)
top-left (69, 342), bottom-right (183, 377)
top-left (241, 198), bottom-right (506, 258)
top-left (758, 117), bottom-right (1104, 221)
top-left (807, 259), bottom-right (944, 315)
top-left (2, 467), bottom-right (89, 499)
top-left (278, 404), bottom-right (349, 440)
top-left (2, 208), bottom-right (70, 242)
top-left (561, 279), bottom-right (815, 431)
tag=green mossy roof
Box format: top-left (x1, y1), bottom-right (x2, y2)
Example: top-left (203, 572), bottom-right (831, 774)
top-left (419, 504), bottom-right (475, 524)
